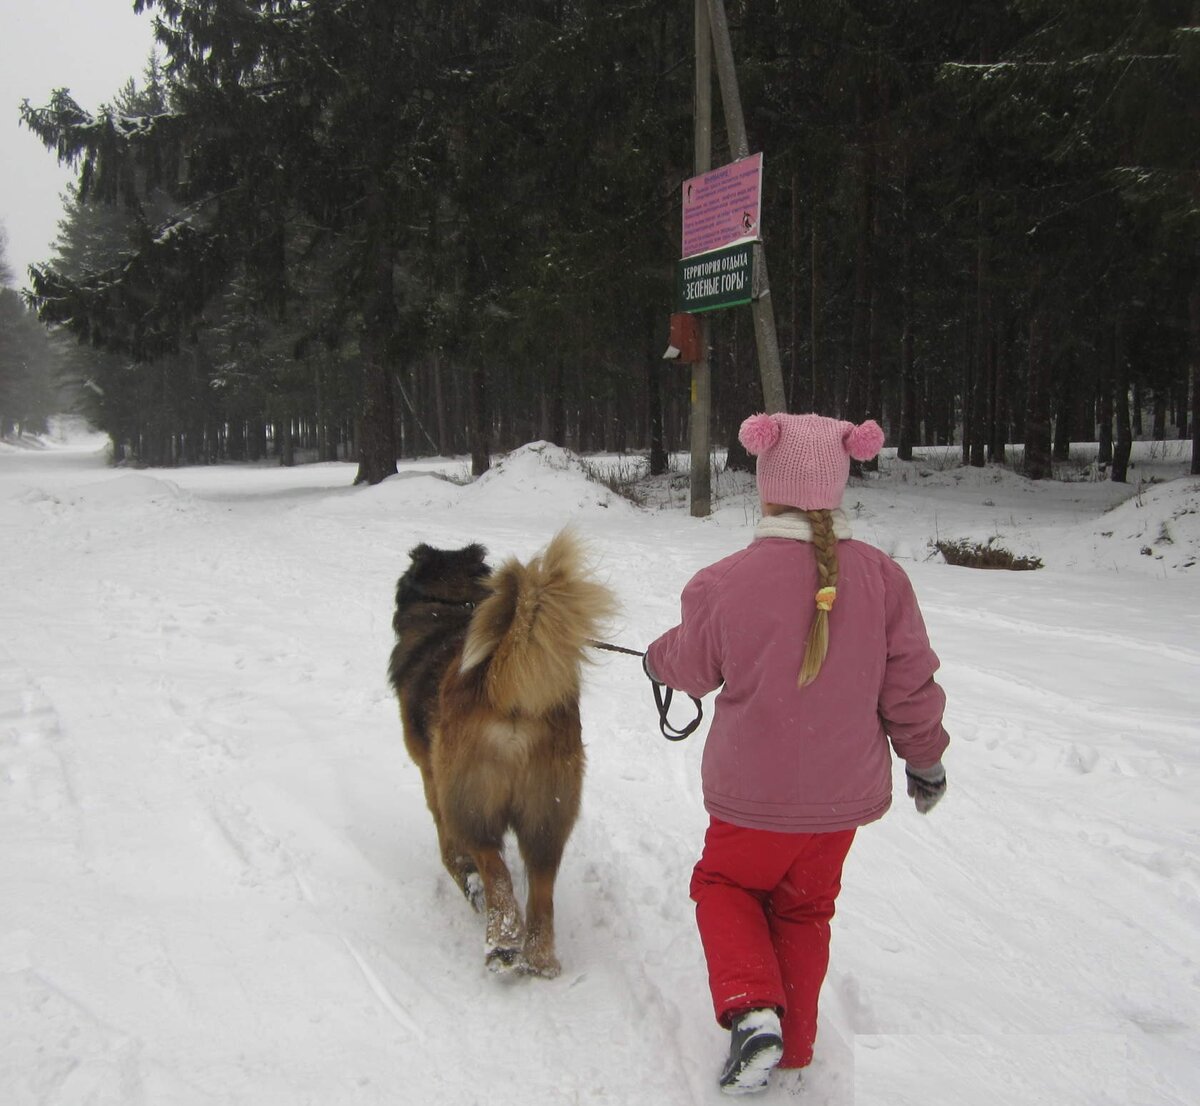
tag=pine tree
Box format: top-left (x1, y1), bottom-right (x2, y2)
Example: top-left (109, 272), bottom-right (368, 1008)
top-left (0, 292), bottom-right (61, 440)
top-left (22, 2), bottom-right (432, 482)
top-left (939, 0), bottom-right (1198, 479)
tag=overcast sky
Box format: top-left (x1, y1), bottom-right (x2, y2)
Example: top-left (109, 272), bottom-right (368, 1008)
top-left (1, 0), bottom-right (156, 286)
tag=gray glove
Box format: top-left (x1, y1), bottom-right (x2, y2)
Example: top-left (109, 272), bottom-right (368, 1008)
top-left (905, 761), bottom-right (947, 815)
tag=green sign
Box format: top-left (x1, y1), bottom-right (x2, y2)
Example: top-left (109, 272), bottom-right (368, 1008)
top-left (676, 241), bottom-right (754, 314)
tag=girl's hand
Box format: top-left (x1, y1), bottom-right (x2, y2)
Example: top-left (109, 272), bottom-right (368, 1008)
top-left (905, 763), bottom-right (947, 815)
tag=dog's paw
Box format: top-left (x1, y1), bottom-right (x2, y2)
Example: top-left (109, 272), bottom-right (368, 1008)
top-left (518, 938), bottom-right (562, 979)
top-left (485, 945), bottom-right (526, 975)
top-left (462, 871), bottom-right (485, 913)
top-left (516, 955), bottom-right (561, 980)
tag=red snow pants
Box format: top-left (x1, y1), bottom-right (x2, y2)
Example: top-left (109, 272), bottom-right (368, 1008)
top-left (689, 817), bottom-right (856, 1069)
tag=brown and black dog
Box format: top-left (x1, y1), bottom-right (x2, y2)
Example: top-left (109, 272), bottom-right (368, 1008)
top-left (388, 530), bottom-right (615, 977)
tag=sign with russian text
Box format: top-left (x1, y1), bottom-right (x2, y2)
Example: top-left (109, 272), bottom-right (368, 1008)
top-left (676, 241), bottom-right (754, 314)
top-left (681, 152), bottom-right (762, 259)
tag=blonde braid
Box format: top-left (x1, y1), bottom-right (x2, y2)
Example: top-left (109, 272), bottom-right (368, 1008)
top-left (797, 509), bottom-right (840, 687)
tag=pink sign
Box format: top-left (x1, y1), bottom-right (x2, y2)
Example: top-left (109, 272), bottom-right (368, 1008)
top-left (681, 152), bottom-right (763, 259)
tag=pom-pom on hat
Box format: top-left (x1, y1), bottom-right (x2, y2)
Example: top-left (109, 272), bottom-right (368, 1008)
top-left (738, 412), bottom-right (884, 510)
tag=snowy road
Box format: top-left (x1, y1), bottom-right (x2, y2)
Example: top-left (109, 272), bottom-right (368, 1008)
top-left (2, 434), bottom-right (1197, 1105)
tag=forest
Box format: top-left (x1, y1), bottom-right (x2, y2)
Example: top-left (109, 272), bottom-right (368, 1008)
top-left (13, 0), bottom-right (1200, 483)
top-left (0, 227), bottom-right (62, 437)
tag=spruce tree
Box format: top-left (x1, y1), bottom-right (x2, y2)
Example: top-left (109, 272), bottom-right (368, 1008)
top-left (22, 1), bottom-right (444, 483)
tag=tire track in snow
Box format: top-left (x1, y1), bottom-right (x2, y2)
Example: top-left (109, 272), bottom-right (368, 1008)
top-left (567, 671), bottom-right (723, 1103)
top-left (927, 599), bottom-right (1200, 670)
top-left (944, 660), bottom-right (1196, 752)
top-left (340, 936), bottom-right (424, 1042)
top-left (0, 650), bottom-right (83, 861)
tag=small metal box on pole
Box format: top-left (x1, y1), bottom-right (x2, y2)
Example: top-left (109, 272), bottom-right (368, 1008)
top-left (663, 312), bottom-right (704, 363)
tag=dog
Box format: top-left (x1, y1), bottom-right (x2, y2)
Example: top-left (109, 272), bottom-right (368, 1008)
top-left (388, 530), bottom-right (616, 977)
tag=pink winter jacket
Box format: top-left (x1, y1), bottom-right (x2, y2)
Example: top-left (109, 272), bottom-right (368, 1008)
top-left (645, 516), bottom-right (949, 833)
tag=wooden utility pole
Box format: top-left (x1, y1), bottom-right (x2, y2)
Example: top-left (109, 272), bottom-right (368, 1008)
top-left (686, 0), bottom-right (787, 516)
top-left (705, 0), bottom-right (787, 415)
top-left (690, 0), bottom-right (713, 517)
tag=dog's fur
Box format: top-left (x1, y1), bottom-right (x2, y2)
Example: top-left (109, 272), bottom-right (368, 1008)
top-left (388, 530), bottom-right (615, 977)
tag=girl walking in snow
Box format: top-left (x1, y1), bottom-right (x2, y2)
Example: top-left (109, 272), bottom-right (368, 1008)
top-left (644, 413), bottom-right (950, 1095)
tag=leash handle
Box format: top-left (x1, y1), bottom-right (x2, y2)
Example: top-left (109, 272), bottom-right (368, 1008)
top-left (651, 680), bottom-right (704, 742)
top-left (588, 638), bottom-right (704, 742)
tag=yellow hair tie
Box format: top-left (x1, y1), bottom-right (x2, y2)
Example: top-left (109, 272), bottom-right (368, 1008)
top-left (815, 586), bottom-right (837, 611)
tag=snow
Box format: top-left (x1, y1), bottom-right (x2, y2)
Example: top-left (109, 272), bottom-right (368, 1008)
top-left (2, 421), bottom-right (1198, 1105)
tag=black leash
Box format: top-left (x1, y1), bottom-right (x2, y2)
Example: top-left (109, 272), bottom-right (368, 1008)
top-left (587, 639), bottom-right (704, 742)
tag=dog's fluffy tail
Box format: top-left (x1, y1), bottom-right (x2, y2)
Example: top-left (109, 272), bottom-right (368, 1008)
top-left (460, 529), bottom-right (617, 715)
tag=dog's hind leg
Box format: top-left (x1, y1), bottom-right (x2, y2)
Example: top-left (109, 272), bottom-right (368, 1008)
top-left (413, 760), bottom-right (484, 912)
top-left (439, 829), bottom-right (484, 914)
top-left (514, 796), bottom-right (580, 978)
top-left (512, 723), bottom-right (583, 978)
top-left (520, 861), bottom-right (564, 978)
top-left (471, 846), bottom-right (526, 973)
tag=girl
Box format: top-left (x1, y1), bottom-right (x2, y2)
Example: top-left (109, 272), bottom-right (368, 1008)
top-left (644, 413), bottom-right (949, 1095)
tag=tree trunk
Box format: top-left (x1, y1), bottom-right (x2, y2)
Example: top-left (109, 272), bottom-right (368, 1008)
top-left (645, 308), bottom-right (667, 476)
top-left (972, 39), bottom-right (997, 466)
top-left (1152, 389), bottom-right (1166, 441)
top-left (865, 278), bottom-right (882, 471)
top-left (355, 347), bottom-right (397, 484)
top-left (1053, 367), bottom-right (1072, 462)
top-left (1097, 317), bottom-right (1114, 465)
top-left (397, 362), bottom-right (418, 459)
top-left (971, 208), bottom-right (990, 467)
top-left (429, 350), bottom-right (446, 455)
top-left (898, 158), bottom-right (917, 462)
top-left (1024, 303), bottom-right (1053, 480)
top-left (989, 307), bottom-right (1008, 464)
top-left (961, 300), bottom-right (972, 465)
top-left (788, 172), bottom-right (802, 410)
top-left (354, 171), bottom-right (399, 485)
top-left (810, 186), bottom-right (822, 413)
top-left (469, 360), bottom-right (490, 476)
top-left (250, 418), bottom-right (268, 462)
top-left (898, 300), bottom-right (916, 461)
top-left (227, 417), bottom-right (246, 462)
top-left (845, 75), bottom-right (876, 428)
top-left (724, 311), bottom-right (756, 472)
top-left (315, 359), bottom-right (330, 462)
top-left (1112, 314), bottom-right (1133, 483)
top-left (845, 128), bottom-right (873, 426)
top-left (353, 3), bottom-right (399, 486)
top-left (1190, 270), bottom-right (1199, 475)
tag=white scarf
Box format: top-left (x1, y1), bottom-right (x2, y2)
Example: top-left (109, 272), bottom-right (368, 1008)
top-left (753, 509), bottom-right (852, 543)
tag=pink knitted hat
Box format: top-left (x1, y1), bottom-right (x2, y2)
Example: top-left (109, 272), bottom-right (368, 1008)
top-left (738, 413), bottom-right (884, 510)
